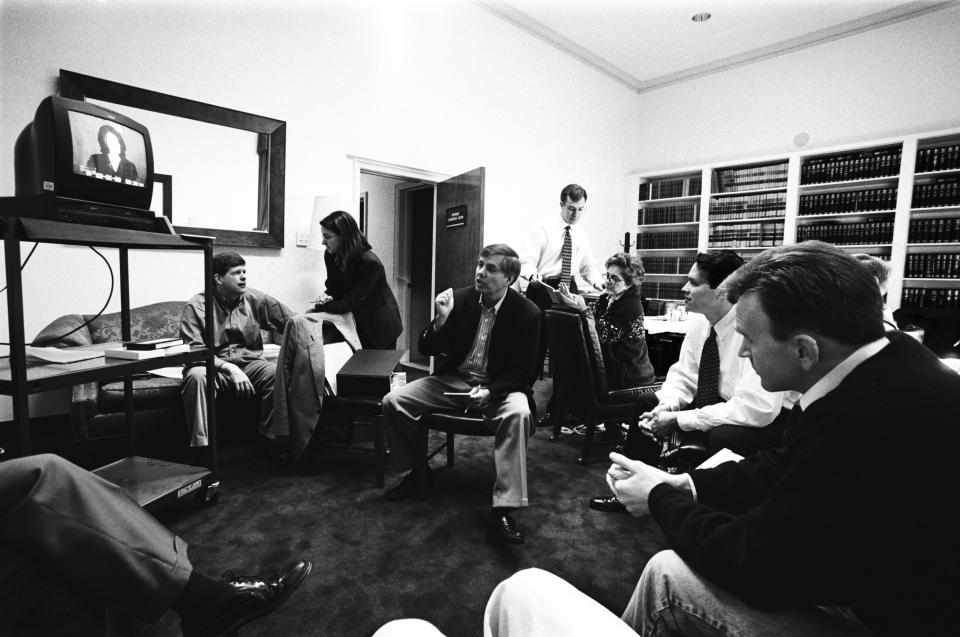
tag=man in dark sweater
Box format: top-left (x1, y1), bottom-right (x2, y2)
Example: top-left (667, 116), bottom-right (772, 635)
top-left (604, 241), bottom-right (960, 636)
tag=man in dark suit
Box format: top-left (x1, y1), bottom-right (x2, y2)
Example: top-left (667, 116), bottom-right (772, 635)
top-left (382, 244), bottom-right (541, 545)
top-left (0, 453), bottom-right (311, 636)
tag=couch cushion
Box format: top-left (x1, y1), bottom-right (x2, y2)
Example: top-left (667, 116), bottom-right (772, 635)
top-left (99, 376), bottom-right (183, 411)
top-left (88, 301), bottom-right (185, 344)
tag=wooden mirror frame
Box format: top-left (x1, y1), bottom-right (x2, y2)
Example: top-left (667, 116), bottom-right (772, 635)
top-left (59, 69), bottom-right (285, 248)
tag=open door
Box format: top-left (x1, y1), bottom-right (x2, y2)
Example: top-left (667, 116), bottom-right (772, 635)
top-left (434, 167), bottom-right (485, 294)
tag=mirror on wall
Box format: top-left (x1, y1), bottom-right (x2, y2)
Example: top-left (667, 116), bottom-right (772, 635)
top-left (59, 69), bottom-right (285, 248)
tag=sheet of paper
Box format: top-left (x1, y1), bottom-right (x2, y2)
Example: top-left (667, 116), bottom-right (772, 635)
top-left (323, 342), bottom-right (355, 395)
top-left (148, 366), bottom-right (186, 379)
top-left (25, 346), bottom-right (105, 364)
top-left (696, 447), bottom-right (744, 470)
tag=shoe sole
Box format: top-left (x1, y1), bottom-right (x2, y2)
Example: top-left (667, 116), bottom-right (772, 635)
top-left (217, 561), bottom-right (313, 636)
top-left (588, 502), bottom-right (626, 513)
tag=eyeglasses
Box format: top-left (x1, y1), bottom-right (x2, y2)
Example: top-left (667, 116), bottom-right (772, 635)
top-left (602, 273), bottom-right (624, 283)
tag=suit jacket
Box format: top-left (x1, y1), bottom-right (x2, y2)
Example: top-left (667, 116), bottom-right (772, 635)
top-left (419, 286), bottom-right (540, 407)
top-left (317, 249), bottom-right (402, 350)
top-left (647, 332), bottom-right (960, 636)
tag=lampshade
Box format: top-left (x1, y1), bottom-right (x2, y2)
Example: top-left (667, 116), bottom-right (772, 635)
top-left (307, 196), bottom-right (354, 250)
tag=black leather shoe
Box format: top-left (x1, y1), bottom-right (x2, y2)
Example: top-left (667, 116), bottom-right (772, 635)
top-left (536, 410), bottom-right (554, 428)
top-left (588, 495), bottom-right (626, 513)
top-left (385, 469), bottom-right (431, 501)
top-left (182, 560), bottom-right (312, 637)
top-left (486, 511), bottom-right (525, 544)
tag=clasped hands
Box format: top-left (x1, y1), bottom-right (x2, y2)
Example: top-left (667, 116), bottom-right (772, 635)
top-left (637, 403), bottom-right (680, 439)
top-left (606, 452), bottom-right (688, 517)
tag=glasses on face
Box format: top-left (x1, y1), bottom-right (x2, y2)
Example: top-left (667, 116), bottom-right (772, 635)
top-left (602, 273), bottom-right (624, 283)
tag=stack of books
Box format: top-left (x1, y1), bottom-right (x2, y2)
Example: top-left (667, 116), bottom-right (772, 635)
top-left (104, 337), bottom-right (190, 360)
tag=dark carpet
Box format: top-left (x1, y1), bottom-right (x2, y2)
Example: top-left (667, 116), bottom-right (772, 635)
top-left (149, 379), bottom-right (668, 636)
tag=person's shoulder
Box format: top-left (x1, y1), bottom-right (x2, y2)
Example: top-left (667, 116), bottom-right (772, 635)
top-left (184, 292), bottom-right (205, 307)
top-left (504, 287), bottom-right (540, 317)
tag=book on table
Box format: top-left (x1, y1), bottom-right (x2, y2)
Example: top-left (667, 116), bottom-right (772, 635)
top-left (104, 343), bottom-right (191, 360)
top-left (122, 337), bottom-right (185, 350)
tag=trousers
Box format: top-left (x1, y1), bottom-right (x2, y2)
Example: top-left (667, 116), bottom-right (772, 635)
top-left (382, 374), bottom-right (532, 508)
top-left (181, 358), bottom-right (276, 447)
top-left (0, 454), bottom-right (192, 634)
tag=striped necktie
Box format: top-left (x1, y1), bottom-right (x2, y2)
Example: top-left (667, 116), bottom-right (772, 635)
top-left (692, 327), bottom-right (721, 408)
top-left (560, 225), bottom-right (572, 285)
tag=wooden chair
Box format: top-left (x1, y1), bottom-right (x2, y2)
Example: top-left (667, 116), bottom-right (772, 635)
top-left (544, 305), bottom-right (661, 464)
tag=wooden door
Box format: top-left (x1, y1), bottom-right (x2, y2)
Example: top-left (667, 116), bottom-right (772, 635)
top-left (434, 167), bottom-right (485, 294)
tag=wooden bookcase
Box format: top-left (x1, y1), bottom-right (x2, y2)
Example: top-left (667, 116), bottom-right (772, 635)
top-left (629, 127), bottom-right (960, 319)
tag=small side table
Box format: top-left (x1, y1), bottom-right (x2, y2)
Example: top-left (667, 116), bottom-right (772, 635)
top-left (327, 349), bottom-right (406, 487)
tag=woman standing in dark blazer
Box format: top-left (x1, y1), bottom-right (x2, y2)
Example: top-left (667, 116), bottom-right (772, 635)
top-left (314, 210), bottom-right (403, 349)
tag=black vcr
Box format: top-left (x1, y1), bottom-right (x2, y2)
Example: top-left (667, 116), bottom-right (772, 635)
top-left (0, 195), bottom-right (173, 234)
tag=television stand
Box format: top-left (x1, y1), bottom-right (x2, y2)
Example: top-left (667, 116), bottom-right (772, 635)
top-left (1, 202), bottom-right (220, 512)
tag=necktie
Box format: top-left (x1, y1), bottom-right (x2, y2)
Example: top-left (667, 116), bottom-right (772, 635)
top-left (692, 327), bottom-right (721, 408)
top-left (782, 405), bottom-right (804, 444)
top-left (560, 225), bottom-right (573, 285)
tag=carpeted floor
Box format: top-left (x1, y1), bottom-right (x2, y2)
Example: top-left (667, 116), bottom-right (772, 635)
top-left (149, 378), bottom-right (669, 636)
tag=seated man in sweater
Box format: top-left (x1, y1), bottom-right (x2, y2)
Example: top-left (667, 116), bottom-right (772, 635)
top-left (373, 240), bottom-right (960, 637)
top-left (180, 251), bottom-right (294, 453)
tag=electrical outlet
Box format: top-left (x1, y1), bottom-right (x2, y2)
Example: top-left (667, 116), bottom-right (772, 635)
top-left (296, 231), bottom-right (310, 247)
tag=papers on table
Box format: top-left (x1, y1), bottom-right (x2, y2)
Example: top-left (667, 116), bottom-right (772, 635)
top-left (148, 366), bottom-right (186, 379)
top-left (25, 346), bottom-right (105, 364)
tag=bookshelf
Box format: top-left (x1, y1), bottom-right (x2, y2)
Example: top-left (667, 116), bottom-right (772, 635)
top-left (902, 132), bottom-right (960, 312)
top-left (628, 127), bottom-right (960, 313)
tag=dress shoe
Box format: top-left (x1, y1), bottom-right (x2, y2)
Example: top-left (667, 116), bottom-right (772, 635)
top-left (536, 410), bottom-right (554, 428)
top-left (486, 511), bottom-right (525, 544)
top-left (385, 469), bottom-right (431, 501)
top-left (181, 560), bottom-right (312, 637)
top-left (588, 495), bottom-right (626, 513)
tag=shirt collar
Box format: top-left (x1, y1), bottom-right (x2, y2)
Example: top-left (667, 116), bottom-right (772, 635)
top-left (477, 291), bottom-right (507, 314)
top-left (214, 288), bottom-right (244, 310)
top-left (799, 337), bottom-right (889, 410)
top-left (713, 305), bottom-right (736, 336)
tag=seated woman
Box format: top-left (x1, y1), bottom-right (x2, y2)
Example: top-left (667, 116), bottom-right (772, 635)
top-left (558, 252), bottom-right (655, 389)
top-left (313, 210), bottom-right (403, 350)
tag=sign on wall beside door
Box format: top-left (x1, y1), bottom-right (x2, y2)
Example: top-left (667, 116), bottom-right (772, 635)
top-left (445, 205), bottom-right (467, 228)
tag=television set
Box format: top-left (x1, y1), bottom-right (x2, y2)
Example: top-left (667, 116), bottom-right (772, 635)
top-left (15, 96), bottom-right (154, 211)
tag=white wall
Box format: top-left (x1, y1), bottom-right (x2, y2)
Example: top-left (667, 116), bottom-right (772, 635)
top-left (631, 4), bottom-right (960, 174)
top-left (0, 0), bottom-right (644, 418)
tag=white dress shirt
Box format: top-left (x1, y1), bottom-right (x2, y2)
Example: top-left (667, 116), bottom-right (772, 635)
top-left (657, 307), bottom-right (784, 431)
top-left (520, 216), bottom-right (603, 291)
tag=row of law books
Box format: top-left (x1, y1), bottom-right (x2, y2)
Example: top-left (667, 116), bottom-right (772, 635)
top-left (638, 203), bottom-right (698, 225)
top-left (900, 287), bottom-right (960, 310)
top-left (104, 337), bottom-right (190, 360)
top-left (915, 145), bottom-right (960, 173)
top-left (708, 221), bottom-right (784, 249)
top-left (912, 176), bottom-right (960, 208)
top-left (712, 163), bottom-right (788, 194)
top-left (709, 192), bottom-right (786, 220)
top-left (904, 253), bottom-right (960, 279)
top-left (642, 255), bottom-right (696, 275)
top-left (639, 176), bottom-right (702, 201)
top-left (799, 187), bottom-right (898, 216)
top-left (639, 281), bottom-right (684, 301)
top-left (636, 230), bottom-right (698, 250)
top-left (797, 220), bottom-right (894, 246)
top-left (801, 147), bottom-right (901, 184)
top-left (908, 218), bottom-right (960, 244)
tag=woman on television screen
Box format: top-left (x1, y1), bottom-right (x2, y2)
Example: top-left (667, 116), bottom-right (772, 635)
top-left (86, 124), bottom-right (140, 181)
top-left (313, 209), bottom-right (402, 350)
top-left (557, 252), bottom-right (655, 389)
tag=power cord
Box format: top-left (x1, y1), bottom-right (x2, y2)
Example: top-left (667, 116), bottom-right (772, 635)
top-left (0, 245), bottom-right (115, 347)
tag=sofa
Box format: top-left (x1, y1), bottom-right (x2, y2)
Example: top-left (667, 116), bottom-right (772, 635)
top-left (33, 301), bottom-right (189, 441)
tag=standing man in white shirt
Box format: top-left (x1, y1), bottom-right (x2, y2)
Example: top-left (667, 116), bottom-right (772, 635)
top-left (590, 250), bottom-right (788, 513)
top-left (520, 184), bottom-right (604, 294)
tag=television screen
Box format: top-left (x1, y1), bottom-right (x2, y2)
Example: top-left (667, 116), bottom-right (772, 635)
top-left (15, 96), bottom-right (154, 211)
top-left (68, 110), bottom-right (148, 188)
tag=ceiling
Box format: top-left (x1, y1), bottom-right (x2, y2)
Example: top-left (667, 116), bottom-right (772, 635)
top-left (476, 0), bottom-right (957, 92)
